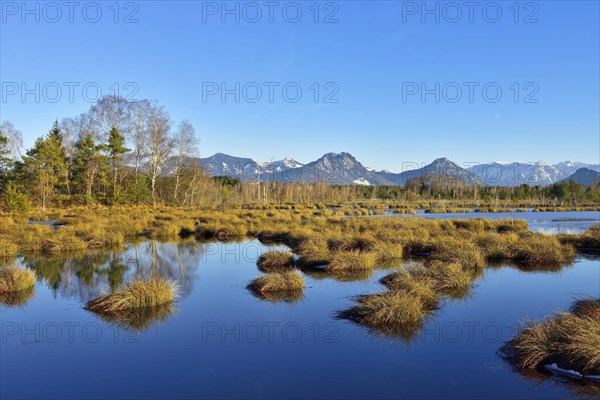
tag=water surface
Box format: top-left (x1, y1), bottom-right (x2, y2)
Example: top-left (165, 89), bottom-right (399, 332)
top-left (1, 240), bottom-right (599, 399)
top-left (386, 210), bottom-right (600, 234)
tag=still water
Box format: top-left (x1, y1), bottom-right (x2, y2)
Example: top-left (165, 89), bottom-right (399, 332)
top-left (386, 210), bottom-right (600, 234)
top-left (1, 238), bottom-right (599, 399)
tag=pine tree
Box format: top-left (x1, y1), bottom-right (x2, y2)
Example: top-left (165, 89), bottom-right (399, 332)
top-left (72, 134), bottom-right (106, 201)
top-left (106, 126), bottom-right (130, 201)
top-left (21, 123), bottom-right (69, 209)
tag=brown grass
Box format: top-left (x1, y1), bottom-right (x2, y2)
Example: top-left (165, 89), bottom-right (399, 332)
top-left (248, 271), bottom-right (305, 294)
top-left (505, 298), bottom-right (600, 376)
top-left (85, 277), bottom-right (178, 314)
top-left (328, 251), bottom-right (376, 272)
top-left (257, 250), bottom-right (295, 272)
top-left (0, 266), bottom-right (36, 293)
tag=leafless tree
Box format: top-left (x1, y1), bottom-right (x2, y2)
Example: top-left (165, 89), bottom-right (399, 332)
top-left (89, 95), bottom-right (133, 142)
top-left (60, 113), bottom-right (94, 159)
top-left (129, 99), bottom-right (153, 175)
top-left (172, 120), bottom-right (198, 202)
top-left (0, 120), bottom-right (23, 160)
top-left (147, 105), bottom-right (173, 206)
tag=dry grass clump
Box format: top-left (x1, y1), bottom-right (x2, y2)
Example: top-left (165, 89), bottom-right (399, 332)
top-left (558, 225), bottom-right (600, 254)
top-left (328, 251), bottom-right (376, 272)
top-left (257, 251), bottom-right (295, 272)
top-left (381, 262), bottom-right (472, 299)
top-left (296, 238), bottom-right (332, 267)
top-left (513, 234), bottom-right (575, 269)
top-left (505, 298), bottom-right (600, 376)
top-left (85, 277), bottom-right (178, 314)
top-left (0, 266), bottom-right (36, 293)
top-left (328, 236), bottom-right (376, 253)
top-left (248, 271), bottom-right (305, 294)
top-left (474, 232), bottom-right (519, 259)
top-left (338, 291), bottom-right (427, 332)
top-left (0, 239), bottom-right (18, 258)
top-left (372, 242), bottom-right (404, 263)
top-left (339, 260), bottom-right (479, 340)
top-left (571, 298), bottom-right (600, 320)
top-left (432, 239), bottom-right (485, 269)
top-left (301, 265), bottom-right (373, 283)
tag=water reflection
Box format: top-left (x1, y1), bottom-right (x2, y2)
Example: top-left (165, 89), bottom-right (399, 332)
top-left (247, 288), bottom-right (305, 303)
top-left (336, 261), bottom-right (572, 344)
top-left (89, 303), bottom-right (176, 333)
top-left (18, 240), bottom-right (203, 303)
top-left (0, 286), bottom-right (35, 307)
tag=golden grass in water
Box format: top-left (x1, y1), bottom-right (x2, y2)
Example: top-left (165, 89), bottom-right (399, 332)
top-left (505, 298), bottom-right (600, 376)
top-left (248, 271), bottom-right (305, 294)
top-left (328, 251), bottom-right (375, 272)
top-left (85, 277), bottom-right (178, 314)
top-left (0, 266), bottom-right (36, 293)
top-left (257, 251), bottom-right (294, 273)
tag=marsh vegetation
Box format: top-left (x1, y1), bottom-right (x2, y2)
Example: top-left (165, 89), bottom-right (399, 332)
top-left (503, 298), bottom-right (600, 379)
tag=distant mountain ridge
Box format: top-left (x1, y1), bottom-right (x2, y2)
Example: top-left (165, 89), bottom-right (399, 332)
top-left (125, 152), bottom-right (599, 187)
top-left (560, 168), bottom-right (600, 186)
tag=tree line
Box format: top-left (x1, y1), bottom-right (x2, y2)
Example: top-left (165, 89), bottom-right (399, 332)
top-left (1, 96), bottom-right (598, 211)
top-left (1, 96), bottom-right (202, 210)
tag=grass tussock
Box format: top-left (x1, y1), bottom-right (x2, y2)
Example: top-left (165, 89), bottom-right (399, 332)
top-left (558, 225), bottom-right (600, 254)
top-left (433, 239), bottom-right (485, 269)
top-left (296, 238), bottom-right (332, 267)
top-left (328, 251), bottom-right (376, 272)
top-left (513, 234), bottom-right (575, 269)
top-left (340, 260), bottom-right (479, 340)
top-left (381, 262), bottom-right (473, 300)
top-left (85, 277), bottom-right (178, 314)
top-left (0, 266), bottom-right (36, 293)
top-left (0, 240), bottom-right (18, 258)
top-left (337, 291), bottom-right (433, 340)
top-left (504, 298), bottom-right (600, 376)
top-left (257, 250), bottom-right (295, 272)
top-left (248, 271), bottom-right (305, 295)
top-left (372, 242), bottom-right (404, 263)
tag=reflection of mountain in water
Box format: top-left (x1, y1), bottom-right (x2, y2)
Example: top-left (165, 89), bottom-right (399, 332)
top-left (22, 240), bottom-right (204, 303)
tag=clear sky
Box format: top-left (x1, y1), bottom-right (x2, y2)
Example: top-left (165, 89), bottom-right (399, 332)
top-left (1, 0), bottom-right (599, 171)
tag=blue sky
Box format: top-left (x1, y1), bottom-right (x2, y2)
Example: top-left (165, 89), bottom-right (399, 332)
top-left (1, 1), bottom-right (598, 170)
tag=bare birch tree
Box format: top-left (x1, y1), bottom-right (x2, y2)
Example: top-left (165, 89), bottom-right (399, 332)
top-left (129, 99), bottom-right (152, 175)
top-left (0, 120), bottom-right (23, 162)
top-left (172, 120), bottom-right (198, 202)
top-left (147, 105), bottom-right (173, 206)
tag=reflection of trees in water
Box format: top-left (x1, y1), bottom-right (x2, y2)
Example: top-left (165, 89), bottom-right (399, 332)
top-left (22, 240), bottom-right (203, 303)
top-left (129, 240), bottom-right (203, 296)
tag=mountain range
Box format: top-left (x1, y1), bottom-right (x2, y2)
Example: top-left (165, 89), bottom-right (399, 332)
top-left (127, 152), bottom-right (600, 187)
